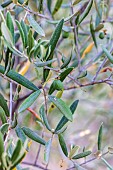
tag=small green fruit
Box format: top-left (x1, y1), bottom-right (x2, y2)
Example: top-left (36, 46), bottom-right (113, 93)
top-left (62, 31), bottom-right (69, 39)
top-left (53, 80), bottom-right (63, 91)
top-left (99, 32), bottom-right (105, 39)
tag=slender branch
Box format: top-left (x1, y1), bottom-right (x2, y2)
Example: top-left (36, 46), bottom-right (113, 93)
top-left (64, 78), bottom-right (113, 90)
top-left (67, 151), bottom-right (109, 170)
top-left (17, 3), bottom-right (49, 19)
top-left (70, 2), bottom-right (81, 72)
top-left (34, 130), bottom-right (44, 165)
top-left (92, 58), bottom-right (107, 82)
top-left (21, 162), bottom-right (49, 170)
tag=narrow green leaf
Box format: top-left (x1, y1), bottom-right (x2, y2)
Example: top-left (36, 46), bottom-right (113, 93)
top-left (0, 65), bottom-right (39, 91)
top-left (48, 95), bottom-right (73, 121)
top-left (73, 0), bottom-right (82, 5)
top-left (38, 0), bottom-right (43, 12)
top-left (77, 71), bottom-right (87, 79)
top-left (6, 11), bottom-right (14, 44)
top-left (16, 20), bottom-right (25, 48)
top-left (79, 0), bottom-right (93, 24)
top-left (0, 131), bottom-right (4, 160)
top-left (34, 58), bottom-right (56, 67)
top-left (0, 123), bottom-right (9, 135)
top-left (90, 16), bottom-right (97, 48)
top-left (1, 22), bottom-right (13, 45)
top-left (27, 15), bottom-right (45, 37)
top-left (98, 123), bottom-right (103, 151)
top-left (60, 54), bottom-right (72, 69)
top-left (101, 46), bottom-right (113, 64)
top-left (15, 125), bottom-right (26, 144)
top-left (55, 100), bottom-right (79, 132)
top-left (45, 18), bottom-right (64, 60)
top-left (68, 145), bottom-right (80, 159)
top-left (20, 20), bottom-right (28, 48)
top-left (27, 29), bottom-right (34, 57)
top-left (47, 0), bottom-right (52, 13)
top-left (11, 151), bottom-right (26, 169)
top-left (22, 126), bottom-right (46, 145)
top-left (58, 134), bottom-right (68, 157)
top-left (44, 139), bottom-right (52, 164)
top-left (11, 139), bottom-right (22, 162)
top-left (59, 67), bottom-right (73, 82)
top-left (0, 93), bottom-right (9, 117)
top-left (52, 0), bottom-right (63, 15)
top-left (0, 107), bottom-right (7, 124)
top-left (18, 90), bottom-right (41, 113)
top-left (72, 151), bottom-right (92, 159)
top-left (39, 105), bottom-right (52, 131)
top-left (1, 0), bottom-right (12, 8)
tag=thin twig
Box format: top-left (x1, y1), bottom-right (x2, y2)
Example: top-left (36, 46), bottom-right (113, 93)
top-left (67, 151), bottom-right (109, 170)
top-left (22, 162), bottom-right (49, 170)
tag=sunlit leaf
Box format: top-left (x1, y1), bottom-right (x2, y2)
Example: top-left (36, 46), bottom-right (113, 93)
top-left (27, 15), bottom-right (45, 37)
top-left (48, 95), bottom-right (73, 121)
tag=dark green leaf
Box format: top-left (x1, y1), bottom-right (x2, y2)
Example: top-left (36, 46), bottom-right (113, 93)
top-left (18, 90), bottom-right (41, 113)
top-left (0, 93), bottom-right (9, 117)
top-left (45, 18), bottom-right (64, 60)
top-left (52, 0), bottom-right (63, 15)
top-left (60, 54), bottom-right (72, 69)
top-left (59, 67), bottom-right (73, 82)
top-left (16, 20), bottom-right (25, 48)
top-left (90, 16), bottom-right (97, 48)
top-left (1, 0), bottom-right (12, 8)
top-left (0, 107), bottom-right (7, 124)
top-left (79, 0), bottom-right (93, 24)
top-left (39, 105), bottom-right (52, 131)
top-left (11, 139), bottom-right (22, 162)
top-left (22, 126), bottom-right (46, 145)
top-left (27, 29), bottom-right (34, 57)
top-left (0, 65), bottom-right (39, 91)
top-left (98, 123), bottom-right (103, 150)
top-left (0, 123), bottom-right (9, 135)
top-left (15, 125), bottom-right (26, 144)
top-left (20, 20), bottom-right (28, 48)
top-left (72, 151), bottom-right (92, 159)
top-left (55, 100), bottom-right (79, 132)
top-left (58, 134), bottom-right (68, 157)
top-left (0, 131), bottom-right (4, 160)
top-left (6, 11), bottom-right (15, 44)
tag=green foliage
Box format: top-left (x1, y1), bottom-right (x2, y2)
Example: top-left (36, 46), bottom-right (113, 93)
top-left (0, 0), bottom-right (113, 169)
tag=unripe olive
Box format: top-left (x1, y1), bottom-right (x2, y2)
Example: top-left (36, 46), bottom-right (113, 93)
top-left (53, 80), bottom-right (63, 91)
top-left (99, 32), bottom-right (105, 39)
top-left (62, 31), bottom-right (69, 38)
